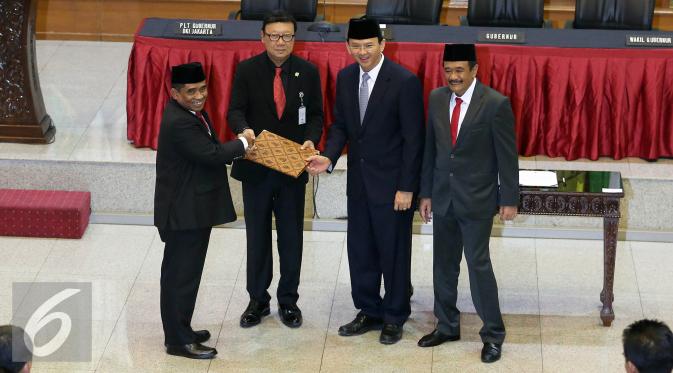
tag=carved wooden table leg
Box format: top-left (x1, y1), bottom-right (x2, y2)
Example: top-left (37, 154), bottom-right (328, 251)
top-left (600, 197), bottom-right (621, 327)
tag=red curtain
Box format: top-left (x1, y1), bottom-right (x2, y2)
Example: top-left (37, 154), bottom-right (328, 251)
top-left (128, 35), bottom-right (673, 160)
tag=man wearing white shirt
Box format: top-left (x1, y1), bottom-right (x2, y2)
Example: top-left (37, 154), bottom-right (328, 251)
top-left (416, 44), bottom-right (519, 363)
top-left (306, 17), bottom-right (424, 345)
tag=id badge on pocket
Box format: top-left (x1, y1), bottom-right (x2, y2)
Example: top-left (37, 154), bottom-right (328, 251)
top-left (298, 106), bottom-right (306, 125)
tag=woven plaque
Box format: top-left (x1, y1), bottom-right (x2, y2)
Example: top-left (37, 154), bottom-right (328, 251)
top-left (244, 130), bottom-right (318, 178)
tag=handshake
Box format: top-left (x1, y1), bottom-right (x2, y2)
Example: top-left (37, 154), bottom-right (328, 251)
top-left (238, 129), bottom-right (256, 151)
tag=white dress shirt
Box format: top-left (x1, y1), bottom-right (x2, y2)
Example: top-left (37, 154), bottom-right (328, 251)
top-left (449, 78), bottom-right (477, 137)
top-left (357, 54), bottom-right (385, 99)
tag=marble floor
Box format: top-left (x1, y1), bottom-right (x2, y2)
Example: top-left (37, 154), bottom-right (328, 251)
top-left (1, 41), bottom-right (673, 372)
top-left (2, 224), bottom-right (672, 372)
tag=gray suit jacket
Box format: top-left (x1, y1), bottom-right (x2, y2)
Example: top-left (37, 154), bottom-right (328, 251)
top-left (419, 81), bottom-right (519, 219)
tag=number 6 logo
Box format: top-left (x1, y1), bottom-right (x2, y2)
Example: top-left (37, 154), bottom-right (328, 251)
top-left (24, 288), bottom-right (81, 357)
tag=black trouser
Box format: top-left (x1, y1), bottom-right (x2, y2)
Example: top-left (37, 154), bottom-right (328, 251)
top-left (159, 227), bottom-right (211, 345)
top-left (432, 206), bottom-right (506, 344)
top-left (346, 195), bottom-right (413, 326)
top-left (242, 172), bottom-right (305, 305)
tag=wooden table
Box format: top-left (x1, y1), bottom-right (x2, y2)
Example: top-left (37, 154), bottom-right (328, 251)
top-left (518, 170), bottom-right (624, 326)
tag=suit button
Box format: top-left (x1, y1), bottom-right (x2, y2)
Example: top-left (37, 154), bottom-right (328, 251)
top-left (450, 154), bottom-right (455, 159)
top-left (360, 159), bottom-right (364, 163)
top-left (449, 173), bottom-right (454, 177)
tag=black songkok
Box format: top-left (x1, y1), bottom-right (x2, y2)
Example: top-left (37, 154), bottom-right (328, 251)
top-left (171, 62), bottom-right (206, 84)
top-left (443, 44), bottom-right (477, 62)
top-left (347, 17), bottom-right (382, 40)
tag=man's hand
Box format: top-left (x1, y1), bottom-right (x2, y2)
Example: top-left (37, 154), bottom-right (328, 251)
top-left (419, 198), bottom-right (432, 223)
top-left (394, 191), bottom-right (413, 211)
top-left (239, 128), bottom-right (255, 146)
top-left (300, 140), bottom-right (315, 150)
top-left (305, 155), bottom-right (331, 176)
top-left (499, 206), bottom-right (518, 221)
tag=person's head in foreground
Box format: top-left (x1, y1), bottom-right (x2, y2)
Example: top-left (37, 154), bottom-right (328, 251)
top-left (623, 319), bottom-right (673, 373)
top-left (0, 325), bottom-right (32, 373)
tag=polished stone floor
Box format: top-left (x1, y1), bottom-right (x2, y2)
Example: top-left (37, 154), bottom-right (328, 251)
top-left (2, 224), bottom-right (672, 372)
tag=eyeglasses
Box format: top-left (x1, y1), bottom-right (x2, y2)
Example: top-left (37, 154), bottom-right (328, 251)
top-left (265, 33), bottom-right (295, 42)
top-left (348, 44), bottom-right (377, 52)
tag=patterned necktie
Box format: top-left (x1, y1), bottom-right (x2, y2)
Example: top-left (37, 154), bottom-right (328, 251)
top-left (450, 97), bottom-right (463, 146)
top-left (273, 67), bottom-right (286, 119)
top-left (359, 72), bottom-right (370, 124)
top-left (195, 111), bottom-right (212, 137)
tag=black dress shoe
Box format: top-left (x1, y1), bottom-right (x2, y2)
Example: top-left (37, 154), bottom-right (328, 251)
top-left (481, 342), bottom-right (502, 363)
top-left (417, 329), bottom-right (460, 347)
top-left (166, 343), bottom-right (217, 359)
top-left (193, 329), bottom-right (211, 343)
top-left (240, 300), bottom-right (270, 328)
top-left (338, 314), bottom-right (383, 336)
top-left (279, 303), bottom-right (303, 328)
top-left (379, 323), bottom-right (403, 345)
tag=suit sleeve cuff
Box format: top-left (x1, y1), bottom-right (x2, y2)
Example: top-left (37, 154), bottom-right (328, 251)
top-left (238, 137), bottom-right (248, 150)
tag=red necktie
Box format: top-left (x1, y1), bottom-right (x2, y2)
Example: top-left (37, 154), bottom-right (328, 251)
top-left (195, 111), bottom-right (212, 137)
top-left (273, 67), bottom-right (286, 119)
top-left (450, 97), bottom-right (463, 146)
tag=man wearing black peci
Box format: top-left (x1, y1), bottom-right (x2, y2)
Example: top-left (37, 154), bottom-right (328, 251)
top-left (306, 17), bottom-right (424, 345)
top-left (416, 44), bottom-right (519, 363)
top-left (154, 62), bottom-right (253, 359)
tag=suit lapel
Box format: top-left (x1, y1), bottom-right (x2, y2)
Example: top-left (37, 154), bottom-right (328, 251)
top-left (283, 56), bottom-right (298, 120)
top-left (201, 111), bottom-right (217, 142)
top-left (433, 87), bottom-right (453, 151)
top-left (347, 66), bottom-right (361, 132)
top-left (361, 59), bottom-right (391, 132)
top-left (455, 81), bottom-right (485, 148)
top-left (259, 54), bottom-right (279, 118)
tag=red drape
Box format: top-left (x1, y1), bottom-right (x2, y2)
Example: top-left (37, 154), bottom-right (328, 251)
top-left (128, 35), bottom-right (673, 160)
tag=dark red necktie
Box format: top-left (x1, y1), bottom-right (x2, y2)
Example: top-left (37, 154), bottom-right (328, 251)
top-left (273, 67), bottom-right (286, 119)
top-left (450, 97), bottom-right (463, 146)
top-left (195, 112), bottom-right (211, 136)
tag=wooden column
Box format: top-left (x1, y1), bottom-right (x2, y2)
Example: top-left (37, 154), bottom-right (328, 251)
top-left (0, 0), bottom-right (55, 143)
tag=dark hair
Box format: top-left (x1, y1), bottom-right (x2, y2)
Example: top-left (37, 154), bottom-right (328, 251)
top-left (171, 83), bottom-right (185, 91)
top-left (0, 325), bottom-right (31, 373)
top-left (468, 61), bottom-right (477, 70)
top-left (623, 319), bottom-right (673, 373)
top-left (262, 10), bottom-right (297, 33)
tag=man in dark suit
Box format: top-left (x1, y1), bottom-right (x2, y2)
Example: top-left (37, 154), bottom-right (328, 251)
top-left (155, 62), bottom-right (254, 359)
top-left (416, 44), bottom-right (519, 363)
top-left (227, 10), bottom-right (323, 329)
top-left (307, 17), bottom-right (424, 345)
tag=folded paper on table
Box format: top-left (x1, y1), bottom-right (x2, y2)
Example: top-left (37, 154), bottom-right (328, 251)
top-left (519, 170), bottom-right (558, 187)
top-left (244, 130), bottom-right (319, 178)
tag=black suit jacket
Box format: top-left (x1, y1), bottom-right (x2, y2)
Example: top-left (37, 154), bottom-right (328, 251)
top-left (154, 99), bottom-right (246, 232)
top-left (228, 52), bottom-right (323, 184)
top-left (322, 58), bottom-right (425, 205)
top-left (420, 81), bottom-right (519, 219)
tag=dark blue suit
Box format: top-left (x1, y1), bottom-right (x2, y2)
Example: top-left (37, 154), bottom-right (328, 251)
top-left (323, 58), bottom-right (424, 325)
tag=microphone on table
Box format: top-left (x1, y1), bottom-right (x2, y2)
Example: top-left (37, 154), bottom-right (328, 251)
top-left (307, 0), bottom-right (340, 41)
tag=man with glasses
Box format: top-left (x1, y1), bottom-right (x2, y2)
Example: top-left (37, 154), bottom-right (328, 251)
top-left (306, 17), bottom-right (424, 345)
top-left (228, 10), bottom-right (324, 330)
